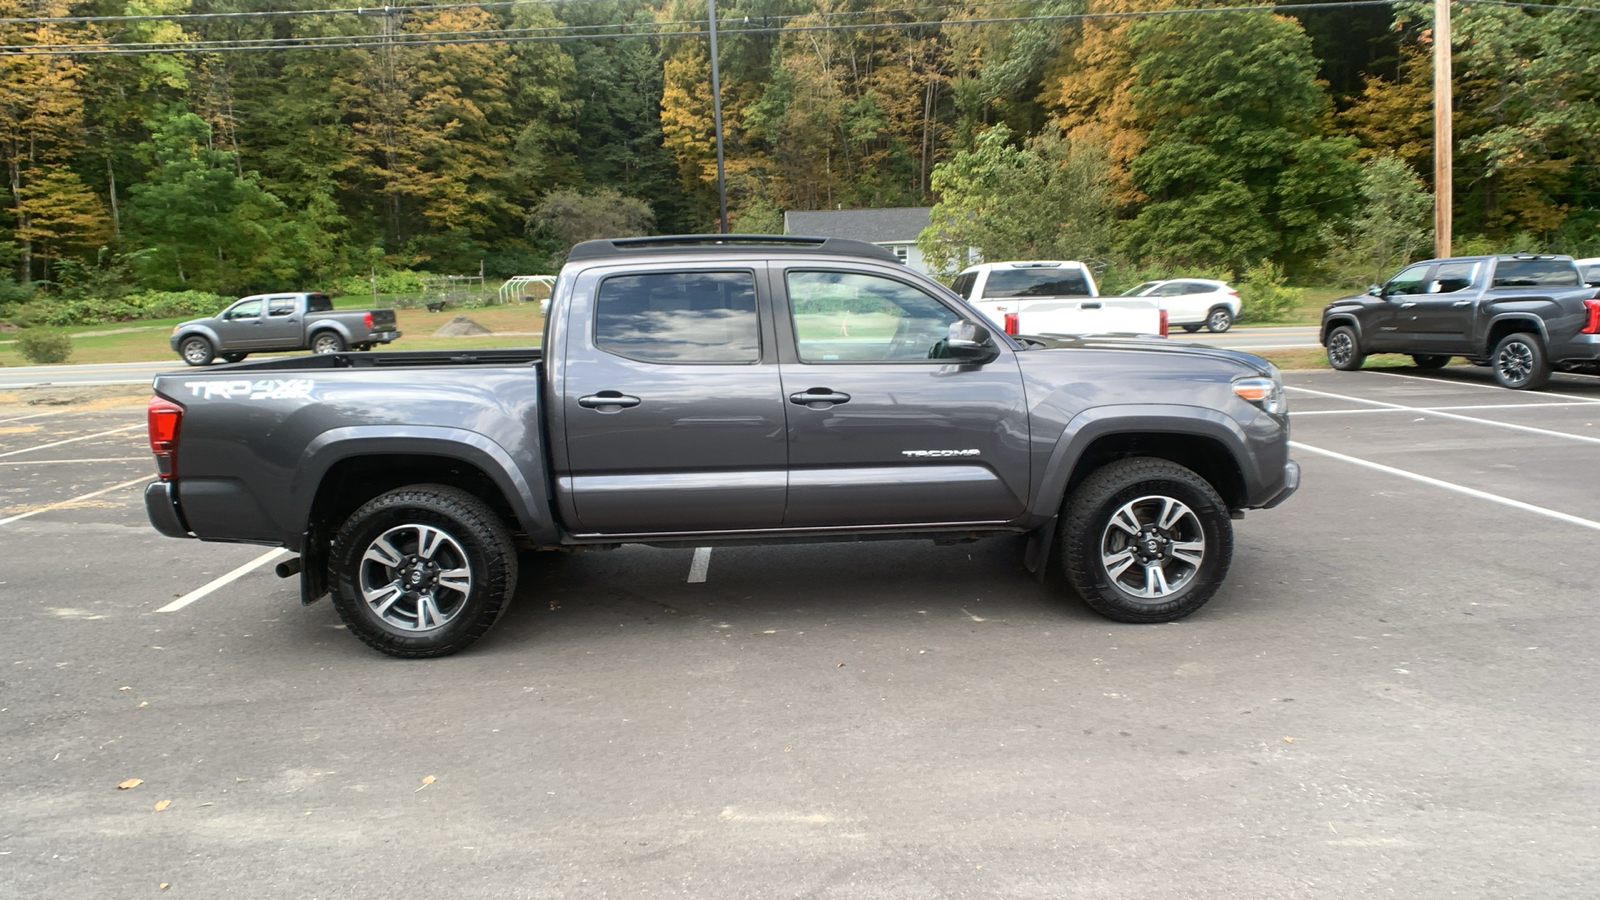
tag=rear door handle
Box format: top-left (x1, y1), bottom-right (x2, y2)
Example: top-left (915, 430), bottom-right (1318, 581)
top-left (789, 389), bottom-right (851, 409)
top-left (1452, 300), bottom-right (1472, 306)
top-left (577, 391), bottom-right (641, 410)
top-left (1400, 301), bottom-right (1417, 309)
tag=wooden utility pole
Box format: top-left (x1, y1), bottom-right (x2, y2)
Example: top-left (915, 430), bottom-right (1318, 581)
top-left (1434, 0), bottom-right (1453, 258)
top-left (708, 0), bottom-right (729, 234)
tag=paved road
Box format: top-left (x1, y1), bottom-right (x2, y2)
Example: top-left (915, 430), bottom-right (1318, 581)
top-left (2, 367), bottom-right (1597, 898)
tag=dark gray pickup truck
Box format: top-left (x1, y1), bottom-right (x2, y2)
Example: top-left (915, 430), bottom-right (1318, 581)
top-left (1320, 253), bottom-right (1600, 389)
top-left (144, 235), bottom-right (1299, 657)
top-left (170, 292), bottom-right (401, 365)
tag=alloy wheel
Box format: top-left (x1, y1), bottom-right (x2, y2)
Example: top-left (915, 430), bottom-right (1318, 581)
top-left (358, 524), bottom-right (474, 631)
top-left (1098, 495), bottom-right (1206, 599)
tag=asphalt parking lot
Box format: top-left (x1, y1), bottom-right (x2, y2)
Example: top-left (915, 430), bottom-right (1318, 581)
top-left (2, 367), bottom-right (1598, 899)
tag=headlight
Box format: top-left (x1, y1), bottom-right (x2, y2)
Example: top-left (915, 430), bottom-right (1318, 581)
top-left (1232, 369), bottom-right (1286, 415)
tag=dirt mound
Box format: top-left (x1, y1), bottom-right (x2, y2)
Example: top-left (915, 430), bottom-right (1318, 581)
top-left (433, 315), bottom-right (493, 337)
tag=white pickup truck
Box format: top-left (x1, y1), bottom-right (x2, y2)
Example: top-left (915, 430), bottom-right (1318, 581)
top-left (951, 260), bottom-right (1167, 337)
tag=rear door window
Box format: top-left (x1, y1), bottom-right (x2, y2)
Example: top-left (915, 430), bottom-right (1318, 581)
top-left (268, 297), bottom-right (298, 316)
top-left (594, 271), bottom-right (760, 364)
top-left (951, 272), bottom-right (977, 299)
top-left (1430, 262), bottom-right (1478, 294)
top-left (981, 268), bottom-right (1090, 298)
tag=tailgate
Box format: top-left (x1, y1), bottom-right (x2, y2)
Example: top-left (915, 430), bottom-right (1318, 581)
top-left (1017, 298), bottom-right (1162, 335)
top-left (368, 309), bottom-right (398, 329)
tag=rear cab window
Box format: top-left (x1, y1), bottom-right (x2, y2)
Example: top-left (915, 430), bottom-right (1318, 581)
top-left (1491, 259), bottom-right (1581, 288)
top-left (981, 268), bottom-right (1091, 299)
top-left (306, 294), bottom-right (333, 313)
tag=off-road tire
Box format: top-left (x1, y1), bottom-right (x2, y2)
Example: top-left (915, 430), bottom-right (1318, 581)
top-left (1060, 457), bottom-right (1233, 623)
top-left (329, 485), bottom-right (517, 658)
top-left (311, 331), bottom-right (346, 354)
top-left (1325, 325), bottom-right (1365, 371)
top-left (1412, 354), bottom-right (1450, 369)
top-left (179, 335), bottom-right (216, 366)
top-left (1491, 333), bottom-right (1552, 390)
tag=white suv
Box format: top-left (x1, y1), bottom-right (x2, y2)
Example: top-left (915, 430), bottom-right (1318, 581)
top-left (1121, 279), bottom-right (1241, 333)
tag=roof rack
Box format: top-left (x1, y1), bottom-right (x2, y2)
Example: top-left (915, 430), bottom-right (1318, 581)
top-left (566, 234), bottom-right (900, 264)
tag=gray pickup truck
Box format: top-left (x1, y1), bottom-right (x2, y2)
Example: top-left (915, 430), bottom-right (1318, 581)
top-left (170, 292), bottom-right (402, 365)
top-left (1321, 253), bottom-right (1600, 389)
top-left (143, 235), bottom-right (1299, 658)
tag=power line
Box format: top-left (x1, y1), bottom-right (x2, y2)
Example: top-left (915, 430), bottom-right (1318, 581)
top-left (0, 0), bottom-right (1595, 56)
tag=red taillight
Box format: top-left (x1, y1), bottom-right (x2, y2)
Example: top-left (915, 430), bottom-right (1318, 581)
top-left (1583, 298), bottom-right (1600, 334)
top-left (364, 311), bottom-right (374, 329)
top-left (1159, 309), bottom-right (1169, 337)
top-left (1003, 312), bottom-right (1019, 335)
top-left (147, 395), bottom-right (183, 480)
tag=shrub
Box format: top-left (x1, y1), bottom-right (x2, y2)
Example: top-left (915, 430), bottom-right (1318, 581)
top-left (18, 331), bottom-right (72, 364)
top-left (1237, 261), bottom-right (1302, 324)
top-left (29, 290), bottom-right (231, 326)
top-left (331, 270), bottom-right (426, 298)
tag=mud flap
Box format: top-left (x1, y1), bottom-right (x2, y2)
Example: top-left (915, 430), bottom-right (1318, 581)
top-left (299, 526), bottom-right (330, 606)
top-left (1023, 515), bottom-right (1058, 584)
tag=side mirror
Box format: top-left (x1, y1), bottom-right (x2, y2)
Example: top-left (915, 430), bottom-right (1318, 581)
top-left (1366, 284), bottom-right (1383, 297)
top-left (944, 320), bottom-right (999, 364)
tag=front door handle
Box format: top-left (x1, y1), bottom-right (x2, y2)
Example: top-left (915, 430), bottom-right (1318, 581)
top-left (577, 391), bottom-right (642, 410)
top-left (1400, 301), bottom-right (1417, 309)
top-left (1452, 300), bottom-right (1472, 306)
top-left (789, 388), bottom-right (851, 409)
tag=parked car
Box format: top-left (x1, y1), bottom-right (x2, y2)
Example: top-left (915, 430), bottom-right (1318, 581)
top-left (1319, 253), bottom-right (1600, 389)
top-left (1121, 279), bottom-right (1241, 333)
top-left (170, 292), bottom-right (402, 366)
top-left (144, 234), bottom-right (1298, 658)
top-left (952, 260), bottom-right (1166, 336)
top-left (1576, 257), bottom-right (1600, 287)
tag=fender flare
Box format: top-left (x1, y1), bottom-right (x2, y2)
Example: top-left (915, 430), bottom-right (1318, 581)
top-left (1027, 404), bottom-right (1256, 520)
top-left (288, 425), bottom-right (560, 544)
top-left (1320, 315), bottom-right (1363, 345)
top-left (173, 326), bottom-right (222, 350)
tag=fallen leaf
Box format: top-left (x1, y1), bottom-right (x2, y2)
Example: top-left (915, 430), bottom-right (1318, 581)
top-left (138, 701), bottom-right (148, 708)
top-left (1284, 737), bottom-right (1295, 743)
top-left (154, 799), bottom-right (171, 812)
top-left (837, 663), bottom-right (845, 668)
top-left (160, 884), bottom-right (169, 890)
top-left (117, 778), bottom-right (143, 790)
top-left (414, 775), bottom-right (436, 793)
top-left (118, 686), bottom-right (131, 691)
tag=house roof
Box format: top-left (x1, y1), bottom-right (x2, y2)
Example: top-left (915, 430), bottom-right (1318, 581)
top-left (783, 207), bottom-right (933, 244)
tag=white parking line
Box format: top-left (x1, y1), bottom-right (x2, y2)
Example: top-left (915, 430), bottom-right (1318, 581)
top-left (0, 475), bottom-right (151, 527)
top-left (1, 457), bottom-right (148, 465)
top-left (158, 548), bottom-right (291, 613)
top-left (1294, 400), bottom-right (1600, 416)
top-left (1368, 369), bottom-right (1600, 403)
top-left (0, 409), bottom-right (86, 425)
top-left (1290, 441), bottom-right (1600, 534)
top-left (1287, 385), bottom-right (1600, 446)
top-left (687, 547), bottom-right (713, 583)
top-left (0, 425), bottom-right (143, 459)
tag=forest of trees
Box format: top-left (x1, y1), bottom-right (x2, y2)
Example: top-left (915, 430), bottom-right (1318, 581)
top-left (0, 0), bottom-right (1597, 308)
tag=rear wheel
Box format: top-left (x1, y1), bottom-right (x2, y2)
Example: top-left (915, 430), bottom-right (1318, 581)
top-left (1205, 307), bottom-right (1233, 333)
top-left (220, 352), bottom-right (248, 363)
top-left (1325, 325), bottom-right (1365, 371)
top-left (1059, 458), bottom-right (1233, 623)
top-left (1492, 333), bottom-right (1552, 390)
top-left (179, 336), bottom-right (215, 366)
top-left (1412, 354), bottom-right (1450, 369)
top-left (329, 485), bottom-right (517, 658)
top-left (311, 332), bottom-right (345, 354)
top-left (1180, 324), bottom-right (1202, 334)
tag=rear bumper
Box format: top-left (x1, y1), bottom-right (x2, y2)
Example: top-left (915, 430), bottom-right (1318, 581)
top-left (144, 481), bottom-right (192, 538)
top-left (1260, 459), bottom-right (1301, 510)
top-left (1553, 333), bottom-right (1600, 365)
top-left (367, 330), bottom-right (402, 344)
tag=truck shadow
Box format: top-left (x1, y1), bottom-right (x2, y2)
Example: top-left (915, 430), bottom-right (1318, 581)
top-left (483, 536), bottom-right (1104, 652)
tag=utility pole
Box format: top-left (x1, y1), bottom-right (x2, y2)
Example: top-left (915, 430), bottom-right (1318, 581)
top-left (1434, 0), bottom-right (1453, 258)
top-left (707, 0), bottom-right (729, 234)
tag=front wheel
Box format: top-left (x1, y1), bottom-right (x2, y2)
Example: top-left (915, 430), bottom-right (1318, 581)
top-left (1325, 325), bottom-right (1365, 371)
top-left (329, 485), bottom-right (518, 658)
top-left (1205, 307), bottom-right (1234, 333)
top-left (1412, 354), bottom-right (1450, 369)
top-left (1059, 458), bottom-right (1233, 623)
top-left (311, 332), bottom-right (346, 354)
top-left (179, 336), bottom-right (215, 366)
top-left (1492, 333), bottom-right (1552, 390)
